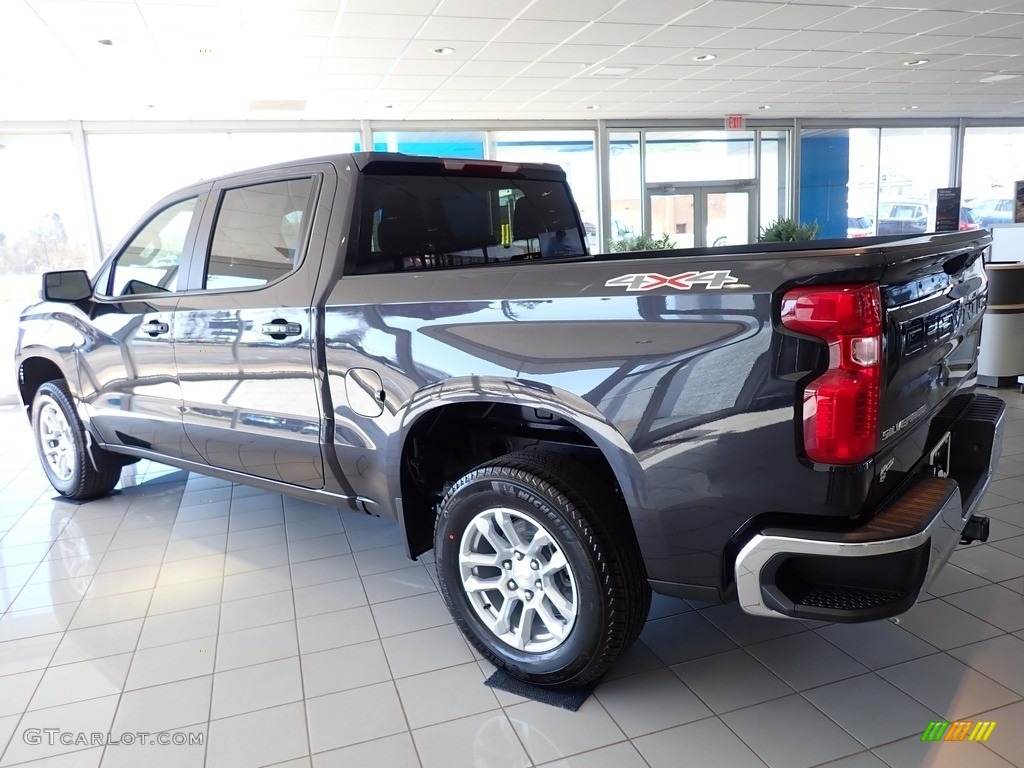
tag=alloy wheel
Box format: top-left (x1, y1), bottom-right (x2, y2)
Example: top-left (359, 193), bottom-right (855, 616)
top-left (38, 400), bottom-right (76, 483)
top-left (458, 506), bottom-right (579, 653)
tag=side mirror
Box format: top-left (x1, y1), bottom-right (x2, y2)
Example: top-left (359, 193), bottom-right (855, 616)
top-left (41, 270), bottom-right (92, 302)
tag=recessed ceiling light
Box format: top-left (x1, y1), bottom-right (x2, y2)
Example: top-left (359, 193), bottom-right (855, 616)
top-left (902, 105), bottom-right (919, 110)
top-left (97, 38), bottom-right (114, 46)
top-left (433, 47), bottom-right (455, 55)
top-left (903, 59), bottom-right (928, 66)
top-left (693, 54), bottom-right (716, 62)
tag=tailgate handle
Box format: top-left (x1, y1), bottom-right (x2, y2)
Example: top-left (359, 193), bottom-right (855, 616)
top-left (261, 321), bottom-right (302, 338)
top-left (942, 252), bottom-right (971, 275)
top-left (141, 321), bottom-right (169, 336)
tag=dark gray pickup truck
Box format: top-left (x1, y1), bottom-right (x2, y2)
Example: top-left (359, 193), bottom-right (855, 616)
top-left (16, 152), bottom-right (1004, 686)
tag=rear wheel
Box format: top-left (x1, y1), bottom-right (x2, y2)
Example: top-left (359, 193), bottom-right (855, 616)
top-left (434, 451), bottom-right (650, 687)
top-left (32, 380), bottom-right (121, 500)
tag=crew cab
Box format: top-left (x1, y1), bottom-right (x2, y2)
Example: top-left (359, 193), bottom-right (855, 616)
top-left (16, 153), bottom-right (1004, 687)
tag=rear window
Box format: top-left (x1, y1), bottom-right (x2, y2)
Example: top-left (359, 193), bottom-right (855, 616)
top-left (348, 173), bottom-right (586, 275)
top-left (890, 204), bottom-right (924, 220)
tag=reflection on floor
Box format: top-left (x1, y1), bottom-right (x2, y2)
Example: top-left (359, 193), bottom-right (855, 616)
top-left (1, 392), bottom-right (1024, 768)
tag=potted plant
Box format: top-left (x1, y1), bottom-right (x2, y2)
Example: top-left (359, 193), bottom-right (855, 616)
top-left (758, 218), bottom-right (820, 242)
top-left (607, 232), bottom-right (675, 252)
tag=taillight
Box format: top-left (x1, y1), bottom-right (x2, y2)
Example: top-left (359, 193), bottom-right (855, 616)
top-left (780, 283), bottom-right (883, 464)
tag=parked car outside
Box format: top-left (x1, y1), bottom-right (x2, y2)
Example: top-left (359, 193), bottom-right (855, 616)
top-left (876, 201), bottom-right (929, 235)
top-left (847, 214), bottom-right (875, 237)
top-left (965, 197), bottom-right (1014, 228)
top-left (876, 201), bottom-right (980, 235)
top-left (959, 205), bottom-right (982, 231)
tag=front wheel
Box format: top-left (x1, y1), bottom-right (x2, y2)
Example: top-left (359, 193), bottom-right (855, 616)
top-left (434, 451), bottom-right (649, 687)
top-left (32, 380), bottom-right (121, 500)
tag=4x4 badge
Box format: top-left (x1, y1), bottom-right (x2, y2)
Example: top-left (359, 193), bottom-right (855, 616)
top-left (605, 270), bottom-right (742, 292)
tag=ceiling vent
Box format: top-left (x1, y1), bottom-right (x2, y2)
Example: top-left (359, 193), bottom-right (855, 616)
top-left (978, 73), bottom-right (1020, 83)
top-left (590, 66), bottom-right (636, 77)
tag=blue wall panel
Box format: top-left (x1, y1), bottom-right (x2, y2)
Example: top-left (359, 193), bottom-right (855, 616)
top-left (799, 136), bottom-right (850, 239)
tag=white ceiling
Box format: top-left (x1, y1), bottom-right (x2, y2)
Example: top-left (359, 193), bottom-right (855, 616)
top-left (2, 0), bottom-right (1024, 122)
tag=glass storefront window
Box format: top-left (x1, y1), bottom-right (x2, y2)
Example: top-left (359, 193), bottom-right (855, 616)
top-left (87, 133), bottom-right (233, 253)
top-left (372, 130), bottom-right (485, 159)
top-left (760, 130), bottom-right (790, 231)
top-left (492, 130), bottom-right (597, 252)
top-left (87, 132), bottom-right (361, 254)
top-left (0, 134), bottom-right (92, 278)
top-left (962, 127), bottom-right (1024, 226)
top-left (227, 131), bottom-right (361, 171)
top-left (878, 127), bottom-right (954, 219)
top-left (645, 130), bottom-right (756, 184)
top-left (847, 129), bottom-right (881, 234)
top-left (0, 132), bottom-right (94, 394)
top-left (608, 131), bottom-right (641, 250)
top-left (801, 127), bottom-right (954, 239)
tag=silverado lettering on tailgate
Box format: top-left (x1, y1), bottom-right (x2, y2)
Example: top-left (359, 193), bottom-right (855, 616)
top-left (605, 269), bottom-right (741, 292)
top-left (901, 294), bottom-right (986, 357)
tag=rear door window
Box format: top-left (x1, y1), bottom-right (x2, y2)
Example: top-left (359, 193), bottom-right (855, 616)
top-left (204, 177), bottom-right (316, 290)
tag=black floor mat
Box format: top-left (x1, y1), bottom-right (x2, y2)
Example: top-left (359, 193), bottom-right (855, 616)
top-left (50, 489), bottom-right (121, 506)
top-left (484, 669), bottom-right (600, 711)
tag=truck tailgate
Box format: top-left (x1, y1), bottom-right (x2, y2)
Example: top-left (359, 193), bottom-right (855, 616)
top-left (874, 235), bottom-right (990, 488)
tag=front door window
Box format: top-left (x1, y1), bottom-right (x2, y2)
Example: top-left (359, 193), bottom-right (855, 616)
top-left (104, 198), bottom-right (198, 297)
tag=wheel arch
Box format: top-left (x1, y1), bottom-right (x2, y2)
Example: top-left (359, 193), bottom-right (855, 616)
top-left (17, 350), bottom-right (75, 415)
top-left (392, 377), bottom-right (647, 560)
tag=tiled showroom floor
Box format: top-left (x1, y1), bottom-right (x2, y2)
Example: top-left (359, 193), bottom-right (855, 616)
top-left (1, 393), bottom-right (1024, 768)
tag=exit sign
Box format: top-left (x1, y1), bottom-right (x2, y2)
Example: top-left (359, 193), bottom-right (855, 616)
top-left (725, 114), bottom-right (746, 130)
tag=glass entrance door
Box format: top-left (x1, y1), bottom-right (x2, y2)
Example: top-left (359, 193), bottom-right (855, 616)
top-left (649, 191), bottom-right (697, 248)
top-left (647, 184), bottom-right (756, 248)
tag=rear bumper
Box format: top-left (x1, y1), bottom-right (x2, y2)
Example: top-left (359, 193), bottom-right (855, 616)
top-left (734, 393), bottom-right (1006, 622)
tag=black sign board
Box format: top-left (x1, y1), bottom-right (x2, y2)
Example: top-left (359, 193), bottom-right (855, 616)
top-left (934, 187), bottom-right (961, 233)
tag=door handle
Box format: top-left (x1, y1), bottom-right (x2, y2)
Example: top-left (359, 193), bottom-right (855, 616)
top-left (261, 321), bottom-right (302, 338)
top-left (141, 321), bottom-right (169, 336)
